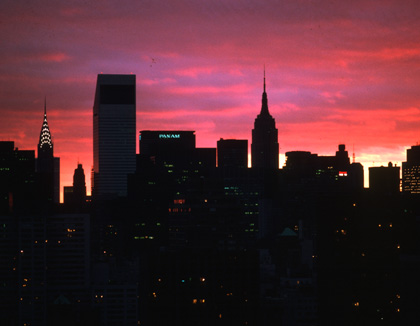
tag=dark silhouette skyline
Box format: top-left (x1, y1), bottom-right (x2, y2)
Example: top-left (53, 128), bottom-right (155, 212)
top-left (2, 71), bottom-right (420, 325)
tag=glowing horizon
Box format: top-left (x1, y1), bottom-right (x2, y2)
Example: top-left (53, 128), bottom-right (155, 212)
top-left (1, 1), bottom-right (420, 201)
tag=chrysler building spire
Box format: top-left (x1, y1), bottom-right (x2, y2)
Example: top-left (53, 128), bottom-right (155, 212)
top-left (39, 97), bottom-right (53, 152)
top-left (36, 97), bottom-right (60, 204)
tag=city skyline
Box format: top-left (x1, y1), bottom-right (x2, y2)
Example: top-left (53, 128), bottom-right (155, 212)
top-left (1, 1), bottom-right (420, 197)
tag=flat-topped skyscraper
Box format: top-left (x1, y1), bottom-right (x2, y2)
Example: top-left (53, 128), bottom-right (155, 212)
top-left (251, 72), bottom-right (279, 169)
top-left (93, 74), bottom-right (136, 198)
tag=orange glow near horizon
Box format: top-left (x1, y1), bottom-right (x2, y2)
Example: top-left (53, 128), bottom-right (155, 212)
top-left (1, 1), bottom-right (420, 203)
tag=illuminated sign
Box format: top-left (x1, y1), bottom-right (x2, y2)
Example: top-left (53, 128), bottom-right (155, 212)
top-left (159, 134), bottom-right (180, 139)
top-left (338, 171), bottom-right (348, 177)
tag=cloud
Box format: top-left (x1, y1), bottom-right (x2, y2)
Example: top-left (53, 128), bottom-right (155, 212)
top-left (2, 0), bottom-right (420, 195)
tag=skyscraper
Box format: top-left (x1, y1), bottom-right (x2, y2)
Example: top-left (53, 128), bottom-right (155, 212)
top-left (64, 163), bottom-right (87, 209)
top-left (402, 145), bottom-right (420, 194)
top-left (36, 98), bottom-right (60, 204)
top-left (251, 72), bottom-right (279, 169)
top-left (93, 74), bottom-right (136, 198)
top-left (73, 163), bottom-right (87, 203)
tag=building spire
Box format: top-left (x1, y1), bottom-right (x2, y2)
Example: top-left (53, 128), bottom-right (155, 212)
top-left (39, 97), bottom-right (53, 150)
top-left (260, 67), bottom-right (270, 116)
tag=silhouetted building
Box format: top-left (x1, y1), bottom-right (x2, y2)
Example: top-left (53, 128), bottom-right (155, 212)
top-left (36, 99), bottom-right (60, 204)
top-left (0, 142), bottom-right (37, 323)
top-left (369, 162), bottom-right (400, 194)
top-left (402, 145), bottom-right (420, 194)
top-left (64, 163), bottom-right (87, 210)
top-left (138, 130), bottom-right (216, 170)
top-left (74, 163), bottom-right (87, 198)
top-left (139, 130), bottom-right (195, 161)
top-left (0, 141), bottom-right (36, 214)
top-left (284, 144), bottom-right (364, 191)
top-left (217, 138), bottom-right (248, 169)
top-left (251, 72), bottom-right (279, 169)
top-left (93, 74), bottom-right (136, 198)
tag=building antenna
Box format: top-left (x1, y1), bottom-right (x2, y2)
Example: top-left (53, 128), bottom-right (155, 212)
top-left (352, 144), bottom-right (355, 163)
top-left (263, 64), bottom-right (266, 93)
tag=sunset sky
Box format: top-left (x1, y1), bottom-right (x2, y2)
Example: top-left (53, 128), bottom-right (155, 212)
top-left (1, 0), bottom-right (420, 199)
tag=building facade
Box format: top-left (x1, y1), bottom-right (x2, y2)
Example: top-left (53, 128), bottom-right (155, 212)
top-left (93, 74), bottom-right (136, 198)
top-left (402, 145), bottom-right (420, 194)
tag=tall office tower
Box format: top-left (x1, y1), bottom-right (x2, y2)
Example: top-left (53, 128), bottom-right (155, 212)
top-left (251, 72), bottom-right (279, 169)
top-left (217, 138), bottom-right (248, 168)
top-left (402, 145), bottom-right (420, 194)
top-left (36, 99), bottom-right (60, 204)
top-left (64, 163), bottom-right (87, 209)
top-left (93, 74), bottom-right (136, 198)
top-left (73, 163), bottom-right (87, 202)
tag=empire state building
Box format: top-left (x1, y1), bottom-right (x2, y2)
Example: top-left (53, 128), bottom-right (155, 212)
top-left (251, 72), bottom-right (279, 169)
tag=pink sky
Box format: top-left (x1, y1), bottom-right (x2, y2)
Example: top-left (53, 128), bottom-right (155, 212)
top-left (1, 0), bottom-right (420, 199)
